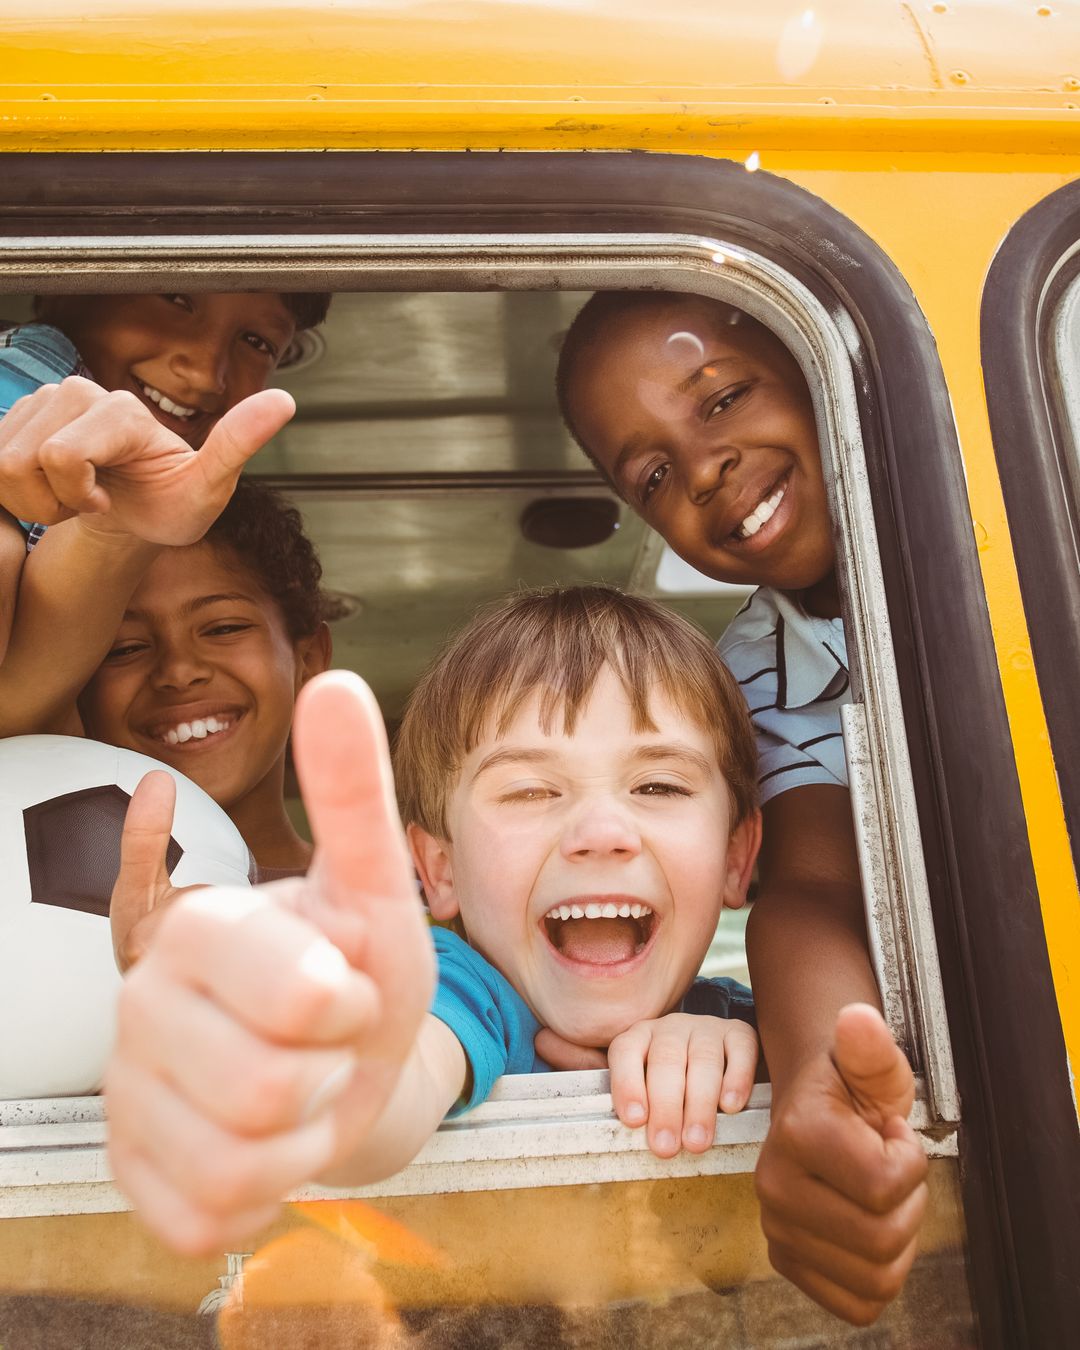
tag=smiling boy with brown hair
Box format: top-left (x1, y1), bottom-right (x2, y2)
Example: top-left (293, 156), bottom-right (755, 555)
top-left (104, 584), bottom-right (767, 1246)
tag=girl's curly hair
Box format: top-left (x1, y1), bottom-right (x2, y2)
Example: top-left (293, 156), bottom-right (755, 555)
top-left (205, 477), bottom-right (324, 638)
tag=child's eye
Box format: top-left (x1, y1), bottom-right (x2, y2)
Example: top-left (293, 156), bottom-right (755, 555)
top-left (103, 641), bottom-right (148, 662)
top-left (634, 780), bottom-right (692, 797)
top-left (499, 786), bottom-right (559, 803)
top-left (707, 383), bottom-right (752, 418)
top-left (205, 622), bottom-right (254, 637)
top-left (161, 294), bottom-right (194, 313)
top-left (640, 462), bottom-right (669, 504)
top-left (242, 332), bottom-right (278, 359)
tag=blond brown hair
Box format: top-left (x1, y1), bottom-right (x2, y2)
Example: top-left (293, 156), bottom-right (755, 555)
top-left (394, 585), bottom-right (757, 839)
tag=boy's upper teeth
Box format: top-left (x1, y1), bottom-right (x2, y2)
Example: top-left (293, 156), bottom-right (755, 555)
top-left (161, 715), bottom-right (234, 745)
top-left (545, 902), bottom-right (652, 921)
top-left (736, 483), bottom-right (786, 538)
top-left (139, 381), bottom-right (197, 419)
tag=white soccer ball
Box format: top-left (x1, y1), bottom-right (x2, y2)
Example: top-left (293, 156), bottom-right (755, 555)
top-left (0, 735), bottom-right (253, 1099)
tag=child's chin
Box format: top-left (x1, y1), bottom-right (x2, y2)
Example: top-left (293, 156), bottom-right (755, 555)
top-left (546, 1006), bottom-right (654, 1048)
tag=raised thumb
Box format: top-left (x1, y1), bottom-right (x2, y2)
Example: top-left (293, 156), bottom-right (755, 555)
top-left (832, 1002), bottom-right (915, 1125)
top-left (110, 771), bottom-right (177, 970)
top-left (197, 388), bottom-right (296, 489)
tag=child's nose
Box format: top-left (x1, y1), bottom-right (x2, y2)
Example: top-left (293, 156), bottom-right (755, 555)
top-left (170, 336), bottom-right (229, 398)
top-left (561, 799), bottom-right (642, 860)
top-left (686, 441), bottom-right (740, 505)
top-left (150, 643), bottom-right (213, 691)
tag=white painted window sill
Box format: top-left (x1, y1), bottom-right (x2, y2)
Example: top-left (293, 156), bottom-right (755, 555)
top-left (0, 1069), bottom-right (956, 1220)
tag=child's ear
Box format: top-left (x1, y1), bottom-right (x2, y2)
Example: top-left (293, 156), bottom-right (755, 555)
top-left (721, 809), bottom-right (762, 910)
top-left (407, 822), bottom-right (460, 922)
top-left (294, 622), bottom-right (332, 687)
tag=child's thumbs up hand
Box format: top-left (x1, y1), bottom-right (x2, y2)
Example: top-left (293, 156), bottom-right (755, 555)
top-left (110, 770), bottom-right (199, 973)
top-left (753, 1004), bottom-right (929, 1327)
top-left (0, 377), bottom-right (293, 541)
top-left (106, 672), bottom-right (434, 1256)
top-left (831, 1002), bottom-right (916, 1127)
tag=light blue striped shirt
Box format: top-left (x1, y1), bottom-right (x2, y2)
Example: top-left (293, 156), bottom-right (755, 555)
top-left (717, 587), bottom-right (849, 804)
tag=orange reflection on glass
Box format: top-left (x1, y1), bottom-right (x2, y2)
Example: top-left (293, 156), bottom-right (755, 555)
top-left (215, 1203), bottom-right (446, 1348)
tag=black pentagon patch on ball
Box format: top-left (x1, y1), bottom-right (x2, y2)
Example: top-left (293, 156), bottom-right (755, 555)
top-left (25, 785), bottom-right (184, 918)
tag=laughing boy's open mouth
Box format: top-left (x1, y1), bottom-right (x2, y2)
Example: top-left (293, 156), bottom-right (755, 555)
top-left (542, 900), bottom-right (657, 965)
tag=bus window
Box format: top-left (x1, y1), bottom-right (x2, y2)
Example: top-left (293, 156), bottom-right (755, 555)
top-left (2, 268), bottom-right (955, 1132)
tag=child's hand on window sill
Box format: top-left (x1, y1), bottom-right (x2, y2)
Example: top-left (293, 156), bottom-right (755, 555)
top-left (609, 1013), bottom-right (758, 1157)
top-left (536, 1013), bottom-right (758, 1158)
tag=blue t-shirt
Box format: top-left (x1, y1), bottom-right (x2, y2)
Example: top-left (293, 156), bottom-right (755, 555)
top-left (430, 927), bottom-right (755, 1115)
top-left (0, 322), bottom-right (89, 551)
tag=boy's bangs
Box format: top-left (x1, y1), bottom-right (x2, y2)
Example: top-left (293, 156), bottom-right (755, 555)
top-left (479, 641), bottom-right (692, 749)
top-left (394, 586), bottom-right (758, 841)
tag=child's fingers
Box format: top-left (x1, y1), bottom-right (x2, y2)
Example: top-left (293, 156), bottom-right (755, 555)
top-left (719, 1022), bottom-right (759, 1114)
top-left (679, 1026), bottom-right (729, 1151)
top-left (196, 389), bottom-right (295, 492)
top-left (0, 444), bottom-right (73, 523)
top-left (110, 772), bottom-right (177, 970)
top-left (784, 1091), bottom-right (928, 1213)
top-left (37, 435), bottom-right (114, 515)
top-left (108, 1137), bottom-right (281, 1258)
top-left (106, 1056), bottom-right (337, 1226)
top-left (151, 887), bottom-right (380, 1047)
top-left (119, 974), bottom-right (358, 1138)
top-left (642, 1027), bottom-right (692, 1158)
top-left (763, 1234), bottom-right (913, 1329)
top-left (833, 1003), bottom-right (915, 1125)
top-left (606, 1023), bottom-right (651, 1128)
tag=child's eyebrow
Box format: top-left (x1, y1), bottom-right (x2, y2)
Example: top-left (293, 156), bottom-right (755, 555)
top-left (122, 593), bottom-right (259, 622)
top-left (471, 743), bottom-right (715, 781)
top-left (471, 747), bottom-right (555, 780)
top-left (628, 743), bottom-right (715, 774)
top-left (676, 356), bottom-right (740, 394)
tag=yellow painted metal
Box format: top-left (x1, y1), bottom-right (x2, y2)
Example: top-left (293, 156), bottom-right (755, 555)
top-left (0, 2), bottom-right (1076, 1093)
top-left (2, 0), bottom-right (1080, 152)
top-left (0, 1165), bottom-right (967, 1311)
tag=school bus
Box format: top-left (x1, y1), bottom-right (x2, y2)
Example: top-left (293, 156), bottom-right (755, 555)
top-left (1, 1), bottom-right (1078, 1346)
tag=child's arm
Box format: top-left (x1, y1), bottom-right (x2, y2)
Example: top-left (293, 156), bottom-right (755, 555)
top-left (106, 672), bottom-right (441, 1256)
top-left (748, 785), bottom-right (929, 1325)
top-left (0, 518), bottom-right (160, 734)
top-left (0, 378), bottom-right (294, 736)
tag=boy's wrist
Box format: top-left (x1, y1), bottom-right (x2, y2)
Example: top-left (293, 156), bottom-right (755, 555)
top-left (71, 514), bottom-right (164, 558)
